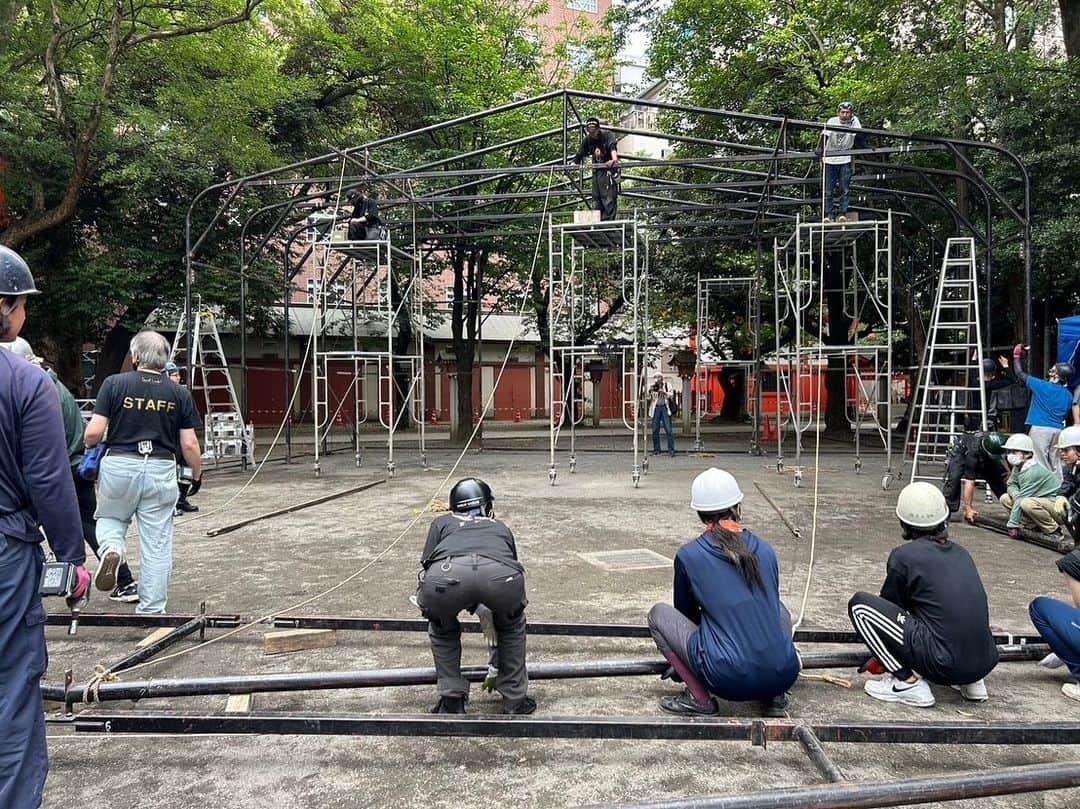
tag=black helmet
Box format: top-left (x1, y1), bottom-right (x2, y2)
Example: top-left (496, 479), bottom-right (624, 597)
top-left (980, 431), bottom-right (1007, 458)
top-left (1053, 362), bottom-right (1074, 383)
top-left (0, 246), bottom-right (40, 297)
top-left (981, 358), bottom-right (997, 375)
top-left (449, 478), bottom-right (493, 515)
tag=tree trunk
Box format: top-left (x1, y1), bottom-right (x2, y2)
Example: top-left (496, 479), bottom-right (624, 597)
top-left (93, 323), bottom-right (135, 394)
top-left (1062, 0), bottom-right (1080, 58)
top-left (823, 251), bottom-right (852, 435)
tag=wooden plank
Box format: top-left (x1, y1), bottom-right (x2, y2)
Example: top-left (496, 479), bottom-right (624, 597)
top-left (225, 694), bottom-right (253, 713)
top-left (263, 628), bottom-right (338, 656)
top-left (136, 627), bottom-right (174, 649)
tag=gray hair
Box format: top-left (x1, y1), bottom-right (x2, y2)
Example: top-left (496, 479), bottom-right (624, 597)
top-left (129, 330), bottom-right (171, 370)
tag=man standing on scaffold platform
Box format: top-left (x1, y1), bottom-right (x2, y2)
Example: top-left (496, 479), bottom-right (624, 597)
top-left (572, 117), bottom-right (620, 221)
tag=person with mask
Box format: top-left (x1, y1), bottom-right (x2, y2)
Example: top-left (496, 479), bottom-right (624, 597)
top-left (849, 482), bottom-right (998, 707)
top-left (648, 468), bottom-right (800, 716)
top-left (1053, 426), bottom-right (1080, 548)
top-left (1013, 343), bottom-right (1073, 475)
top-left (416, 478), bottom-right (535, 715)
top-left (1000, 432), bottom-right (1064, 541)
top-left (1029, 549), bottom-right (1080, 703)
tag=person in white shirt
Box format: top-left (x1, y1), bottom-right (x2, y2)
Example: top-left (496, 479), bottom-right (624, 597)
top-left (822, 101), bottom-right (865, 222)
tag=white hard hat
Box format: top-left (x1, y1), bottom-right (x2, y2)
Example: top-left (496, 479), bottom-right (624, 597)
top-left (895, 481), bottom-right (949, 528)
top-left (1003, 433), bottom-right (1035, 453)
top-left (690, 468), bottom-right (743, 512)
top-left (1058, 426), bottom-right (1080, 449)
top-left (0, 337), bottom-right (35, 361)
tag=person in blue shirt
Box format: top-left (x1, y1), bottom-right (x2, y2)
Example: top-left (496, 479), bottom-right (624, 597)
top-left (647, 468), bottom-right (800, 716)
top-left (1013, 343), bottom-right (1073, 476)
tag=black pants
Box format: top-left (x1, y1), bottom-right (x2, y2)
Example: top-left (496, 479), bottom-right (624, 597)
top-left (942, 456), bottom-right (1007, 513)
top-left (417, 554), bottom-right (527, 701)
top-left (847, 592), bottom-right (913, 679)
top-left (591, 169), bottom-right (618, 221)
top-left (72, 471), bottom-right (134, 589)
top-left (347, 221), bottom-right (380, 241)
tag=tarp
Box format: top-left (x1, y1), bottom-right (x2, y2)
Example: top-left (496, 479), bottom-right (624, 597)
top-left (1058, 315), bottom-right (1080, 389)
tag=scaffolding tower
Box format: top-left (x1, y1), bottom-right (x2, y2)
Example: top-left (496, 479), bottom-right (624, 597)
top-left (907, 237), bottom-right (987, 482)
top-left (772, 214), bottom-right (895, 487)
top-left (547, 213), bottom-right (648, 487)
top-left (693, 274), bottom-right (763, 454)
top-left (306, 216), bottom-right (426, 478)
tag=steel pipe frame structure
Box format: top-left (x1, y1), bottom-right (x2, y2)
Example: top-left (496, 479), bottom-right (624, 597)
top-left (182, 91), bottom-right (1031, 439)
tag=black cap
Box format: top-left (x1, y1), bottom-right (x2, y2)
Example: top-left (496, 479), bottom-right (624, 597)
top-left (1056, 550), bottom-right (1080, 582)
top-left (0, 246), bottom-right (40, 297)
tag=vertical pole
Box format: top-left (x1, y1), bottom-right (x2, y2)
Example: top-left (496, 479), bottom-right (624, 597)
top-left (753, 242), bottom-right (763, 456)
top-left (548, 215), bottom-right (557, 484)
top-left (283, 251), bottom-right (292, 463)
top-left (239, 237), bottom-right (248, 471)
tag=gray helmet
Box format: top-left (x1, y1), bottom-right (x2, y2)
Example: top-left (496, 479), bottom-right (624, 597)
top-left (0, 246), bottom-right (40, 297)
top-left (449, 478), bottom-right (493, 515)
top-left (163, 361), bottom-right (179, 375)
top-left (1052, 362), bottom-right (1074, 383)
top-left (838, 101), bottom-right (855, 112)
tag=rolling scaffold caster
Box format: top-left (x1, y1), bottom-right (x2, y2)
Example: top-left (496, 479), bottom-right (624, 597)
top-left (569, 455), bottom-right (577, 473)
top-left (421, 454), bottom-right (428, 469)
top-left (777, 459), bottom-right (784, 474)
top-left (984, 485), bottom-right (994, 504)
top-left (793, 469), bottom-right (803, 488)
top-left (386, 461), bottom-right (395, 478)
top-left (548, 466), bottom-right (557, 486)
top-left (854, 458), bottom-right (862, 474)
top-left (642, 456), bottom-right (649, 474)
top-left (692, 440), bottom-right (705, 452)
top-left (355, 453), bottom-right (362, 468)
top-left (632, 467), bottom-right (641, 488)
top-left (881, 474), bottom-right (891, 490)
top-left (313, 462), bottom-right (321, 478)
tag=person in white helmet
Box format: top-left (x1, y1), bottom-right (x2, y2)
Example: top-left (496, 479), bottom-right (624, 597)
top-left (647, 468), bottom-right (800, 716)
top-left (999, 432), bottom-right (1062, 539)
top-left (1053, 426), bottom-right (1080, 547)
top-left (849, 482), bottom-right (998, 708)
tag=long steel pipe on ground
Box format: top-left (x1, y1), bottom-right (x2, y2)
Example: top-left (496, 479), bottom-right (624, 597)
top-left (42, 646), bottom-right (1049, 706)
top-left (585, 761), bottom-right (1080, 809)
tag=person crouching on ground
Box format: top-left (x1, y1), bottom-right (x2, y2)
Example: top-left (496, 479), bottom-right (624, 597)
top-left (1000, 432), bottom-right (1064, 542)
top-left (849, 482), bottom-right (998, 708)
top-left (1052, 426), bottom-right (1080, 548)
top-left (416, 478), bottom-right (535, 715)
top-left (648, 467), bottom-right (800, 716)
top-left (1029, 550), bottom-right (1080, 703)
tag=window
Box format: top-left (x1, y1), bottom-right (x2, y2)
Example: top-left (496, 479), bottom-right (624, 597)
top-left (566, 0), bottom-right (598, 11)
top-left (306, 278), bottom-right (347, 303)
top-left (567, 44), bottom-right (591, 71)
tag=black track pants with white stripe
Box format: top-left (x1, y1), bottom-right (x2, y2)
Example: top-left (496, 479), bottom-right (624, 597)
top-left (848, 591), bottom-right (914, 680)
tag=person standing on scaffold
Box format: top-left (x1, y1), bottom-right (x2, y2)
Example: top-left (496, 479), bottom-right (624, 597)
top-left (821, 101), bottom-right (865, 222)
top-left (572, 117), bottom-right (620, 221)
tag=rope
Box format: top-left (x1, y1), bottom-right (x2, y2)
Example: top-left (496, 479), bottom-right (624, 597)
top-left (103, 168), bottom-right (559, 680)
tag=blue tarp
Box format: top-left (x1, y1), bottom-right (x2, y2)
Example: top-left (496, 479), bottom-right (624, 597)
top-left (1059, 315), bottom-right (1080, 389)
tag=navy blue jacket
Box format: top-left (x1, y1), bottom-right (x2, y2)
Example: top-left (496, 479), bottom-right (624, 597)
top-left (0, 350), bottom-right (84, 562)
top-left (677, 529), bottom-right (799, 700)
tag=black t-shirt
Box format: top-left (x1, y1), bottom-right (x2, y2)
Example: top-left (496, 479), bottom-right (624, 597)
top-left (95, 370), bottom-right (201, 456)
top-left (880, 537), bottom-right (999, 684)
top-left (421, 513), bottom-right (521, 570)
top-left (574, 132), bottom-right (618, 164)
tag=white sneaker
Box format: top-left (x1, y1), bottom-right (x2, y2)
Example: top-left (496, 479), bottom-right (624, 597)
top-left (1039, 652), bottom-right (1065, 669)
top-left (950, 679), bottom-right (989, 702)
top-left (864, 674), bottom-right (935, 707)
top-left (1062, 682), bottom-right (1080, 703)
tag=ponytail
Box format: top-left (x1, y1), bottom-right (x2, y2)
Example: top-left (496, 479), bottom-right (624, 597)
top-left (699, 509), bottom-right (765, 592)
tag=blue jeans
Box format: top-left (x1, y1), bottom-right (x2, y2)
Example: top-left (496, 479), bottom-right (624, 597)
top-left (95, 456), bottom-right (178, 614)
top-left (652, 405), bottom-right (675, 454)
top-left (0, 537), bottom-right (47, 809)
top-left (1029, 596), bottom-right (1080, 679)
top-left (825, 163), bottom-right (852, 217)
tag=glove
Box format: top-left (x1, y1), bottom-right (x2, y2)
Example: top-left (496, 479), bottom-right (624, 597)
top-left (1055, 496), bottom-right (1070, 522)
top-left (659, 665), bottom-right (684, 684)
top-left (482, 645), bottom-right (499, 693)
top-left (1008, 527), bottom-right (1020, 539)
top-left (858, 657), bottom-right (885, 675)
top-left (70, 565), bottom-right (90, 600)
top-left (78, 444), bottom-right (105, 482)
top-left (1013, 343), bottom-right (1024, 359)
top-left (188, 477), bottom-right (202, 497)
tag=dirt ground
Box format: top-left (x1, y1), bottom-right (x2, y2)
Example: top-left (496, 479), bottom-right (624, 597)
top-left (41, 430), bottom-right (1080, 808)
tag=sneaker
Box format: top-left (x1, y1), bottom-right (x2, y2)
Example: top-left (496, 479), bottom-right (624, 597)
top-left (429, 696), bottom-right (466, 714)
top-left (1063, 682), bottom-right (1080, 703)
top-left (503, 696), bottom-right (537, 715)
top-left (823, 216), bottom-right (834, 223)
top-left (1039, 652), bottom-right (1065, 669)
top-left (838, 215), bottom-right (848, 222)
top-left (176, 499), bottom-right (199, 513)
top-left (109, 582), bottom-right (139, 604)
top-left (762, 692), bottom-right (790, 717)
top-left (863, 674), bottom-right (935, 707)
top-left (659, 689), bottom-right (718, 716)
top-left (949, 679), bottom-right (989, 702)
top-left (94, 549), bottom-right (121, 592)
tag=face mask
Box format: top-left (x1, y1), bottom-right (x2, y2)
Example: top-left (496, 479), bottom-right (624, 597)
top-left (1007, 452), bottom-right (1024, 467)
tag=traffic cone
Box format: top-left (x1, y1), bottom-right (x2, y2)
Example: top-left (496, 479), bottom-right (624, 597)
top-left (762, 414), bottom-right (775, 441)
top-left (514, 410), bottom-right (522, 423)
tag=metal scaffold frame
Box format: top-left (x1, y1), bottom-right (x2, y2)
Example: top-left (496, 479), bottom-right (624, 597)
top-left (772, 214), bottom-right (894, 487)
top-left (306, 219), bottom-right (426, 478)
top-left (547, 213), bottom-right (649, 487)
top-left (693, 275), bottom-right (763, 454)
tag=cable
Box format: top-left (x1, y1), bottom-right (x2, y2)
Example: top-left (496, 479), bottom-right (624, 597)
top-left (100, 168), bottom-right (559, 682)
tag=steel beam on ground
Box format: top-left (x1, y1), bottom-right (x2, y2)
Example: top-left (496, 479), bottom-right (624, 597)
top-left (45, 613), bottom-right (241, 629)
top-left (95, 615), bottom-right (207, 677)
top-left (43, 647), bottom-right (1049, 706)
